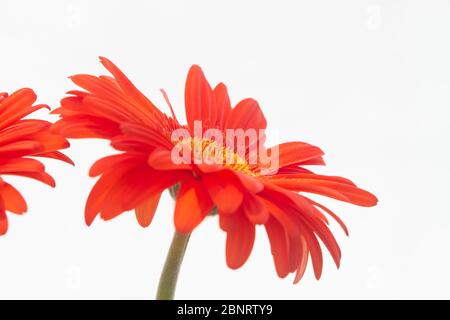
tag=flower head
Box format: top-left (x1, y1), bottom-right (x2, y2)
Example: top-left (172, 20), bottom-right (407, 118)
top-left (53, 58), bottom-right (377, 283)
top-left (0, 89), bottom-right (72, 235)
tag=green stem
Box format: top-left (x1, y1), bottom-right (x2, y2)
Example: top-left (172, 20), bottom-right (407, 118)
top-left (156, 231), bottom-right (191, 300)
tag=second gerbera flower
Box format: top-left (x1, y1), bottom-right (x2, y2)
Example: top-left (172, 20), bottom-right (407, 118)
top-left (0, 89), bottom-right (72, 235)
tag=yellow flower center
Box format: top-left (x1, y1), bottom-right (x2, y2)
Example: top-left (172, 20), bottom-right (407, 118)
top-left (172, 136), bottom-right (259, 176)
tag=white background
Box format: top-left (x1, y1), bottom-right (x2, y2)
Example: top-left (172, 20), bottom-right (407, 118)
top-left (1, 0), bottom-right (449, 299)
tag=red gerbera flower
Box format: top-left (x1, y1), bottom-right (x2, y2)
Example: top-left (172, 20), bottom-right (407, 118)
top-left (53, 57), bottom-right (377, 290)
top-left (0, 89), bottom-right (72, 235)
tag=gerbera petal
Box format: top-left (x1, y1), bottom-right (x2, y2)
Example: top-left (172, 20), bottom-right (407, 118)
top-left (52, 115), bottom-right (120, 139)
top-left (293, 236), bottom-right (309, 284)
top-left (0, 120), bottom-right (49, 146)
top-left (242, 193), bottom-right (269, 225)
top-left (61, 82), bottom-right (140, 123)
top-left (120, 123), bottom-right (174, 150)
top-left (82, 95), bottom-right (141, 123)
top-left (185, 65), bottom-right (216, 132)
top-left (111, 135), bottom-right (155, 154)
top-left (266, 141), bottom-right (324, 171)
top-left (261, 182), bottom-right (329, 279)
top-left (274, 178), bottom-right (378, 207)
top-left (0, 141), bottom-right (42, 159)
top-left (309, 199), bottom-right (349, 236)
top-left (271, 173), bottom-right (356, 186)
top-left (213, 83), bottom-right (231, 129)
top-left (34, 151), bottom-right (74, 165)
top-left (298, 157), bottom-right (326, 166)
top-left (99, 164), bottom-right (162, 221)
top-left (174, 178), bottom-right (214, 233)
top-left (195, 162), bottom-right (225, 173)
top-left (99, 57), bottom-right (162, 118)
top-left (85, 164), bottom-right (135, 225)
top-left (0, 209), bottom-right (8, 235)
top-left (302, 227), bottom-right (324, 280)
top-left (0, 89), bottom-right (36, 125)
top-left (135, 192), bottom-right (162, 228)
top-left (148, 149), bottom-right (192, 171)
top-left (203, 171), bottom-right (244, 214)
top-left (121, 169), bottom-right (183, 211)
top-left (225, 98), bottom-right (267, 132)
top-left (235, 171), bottom-right (264, 193)
top-left (276, 165), bottom-right (315, 175)
top-left (63, 60), bottom-right (169, 136)
top-left (32, 133), bottom-right (70, 153)
top-left (265, 217), bottom-right (290, 278)
top-left (1, 182), bottom-right (27, 214)
top-left (89, 154), bottom-right (141, 177)
top-left (222, 213), bottom-right (255, 269)
top-left (298, 210), bottom-right (341, 270)
top-left (0, 158), bottom-right (45, 174)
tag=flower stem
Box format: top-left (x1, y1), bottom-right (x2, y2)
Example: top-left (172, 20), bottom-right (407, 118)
top-left (156, 231), bottom-right (191, 300)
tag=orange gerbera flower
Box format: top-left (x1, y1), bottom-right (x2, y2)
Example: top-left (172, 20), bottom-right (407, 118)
top-left (0, 89), bottom-right (72, 235)
top-left (53, 57), bottom-right (377, 286)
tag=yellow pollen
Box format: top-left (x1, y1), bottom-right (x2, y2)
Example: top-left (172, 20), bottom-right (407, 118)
top-left (172, 137), bottom-right (259, 176)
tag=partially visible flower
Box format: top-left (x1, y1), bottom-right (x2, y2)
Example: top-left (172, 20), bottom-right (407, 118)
top-left (0, 89), bottom-right (72, 235)
top-left (53, 58), bottom-right (377, 283)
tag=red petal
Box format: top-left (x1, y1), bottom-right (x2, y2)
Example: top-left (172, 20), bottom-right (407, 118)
top-left (302, 227), bottom-right (323, 280)
top-left (84, 163), bottom-right (136, 225)
top-left (99, 164), bottom-right (160, 221)
top-left (203, 171), bottom-right (244, 214)
top-left (293, 236), bottom-right (309, 284)
top-left (53, 115), bottom-right (120, 139)
top-left (0, 158), bottom-right (45, 174)
top-left (297, 210), bottom-right (341, 270)
top-left (0, 209), bottom-right (7, 235)
top-left (213, 83), bottom-right (231, 129)
top-left (276, 165), bottom-right (314, 175)
top-left (32, 133), bottom-right (70, 153)
top-left (222, 213), bottom-right (255, 269)
top-left (275, 179), bottom-right (378, 207)
top-left (8, 171), bottom-right (56, 187)
top-left (120, 123), bottom-right (174, 150)
top-left (235, 171), bottom-right (264, 193)
top-left (272, 173), bottom-right (356, 186)
top-left (148, 149), bottom-right (192, 171)
top-left (135, 192), bottom-right (162, 228)
top-left (242, 194), bottom-right (269, 224)
top-left (82, 95), bottom-right (140, 123)
top-left (184, 65), bottom-right (216, 131)
top-left (35, 151), bottom-right (74, 165)
top-left (0, 141), bottom-right (42, 159)
top-left (261, 185), bottom-right (317, 279)
top-left (0, 88), bottom-right (46, 131)
top-left (99, 57), bottom-right (162, 118)
top-left (0, 120), bottom-right (49, 146)
top-left (225, 98), bottom-right (267, 132)
top-left (174, 178), bottom-right (213, 233)
top-left (265, 217), bottom-right (290, 278)
top-left (309, 199), bottom-right (349, 236)
top-left (1, 183), bottom-right (27, 214)
top-left (89, 154), bottom-right (141, 177)
top-left (121, 169), bottom-right (183, 211)
top-left (266, 142), bottom-right (324, 171)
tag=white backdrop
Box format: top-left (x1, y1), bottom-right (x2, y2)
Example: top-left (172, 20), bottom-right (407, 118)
top-left (1, 0), bottom-right (449, 299)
